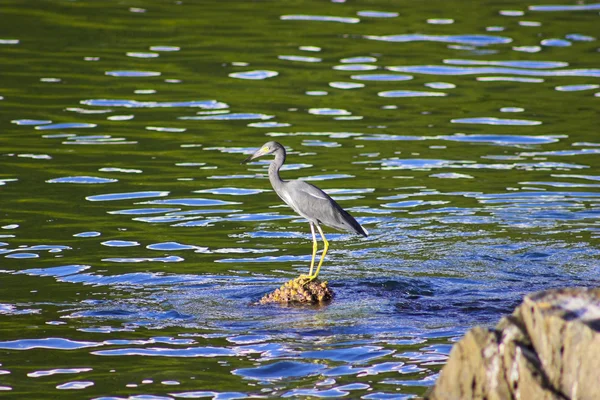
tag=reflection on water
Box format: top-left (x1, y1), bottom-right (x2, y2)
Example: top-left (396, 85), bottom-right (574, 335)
top-left (1, 0), bottom-right (600, 398)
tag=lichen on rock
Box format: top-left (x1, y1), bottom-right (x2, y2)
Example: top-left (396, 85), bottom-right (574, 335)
top-left (259, 275), bottom-right (334, 305)
top-left (426, 287), bottom-right (600, 400)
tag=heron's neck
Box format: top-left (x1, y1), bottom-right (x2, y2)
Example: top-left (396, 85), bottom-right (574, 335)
top-left (268, 148), bottom-right (286, 190)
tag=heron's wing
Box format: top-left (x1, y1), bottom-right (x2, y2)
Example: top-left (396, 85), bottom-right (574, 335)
top-left (282, 180), bottom-right (367, 236)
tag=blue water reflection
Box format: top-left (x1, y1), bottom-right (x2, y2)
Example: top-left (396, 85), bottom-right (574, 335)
top-left (2, 0), bottom-right (600, 398)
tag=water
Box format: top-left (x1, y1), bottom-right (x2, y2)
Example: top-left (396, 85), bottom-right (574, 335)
top-left (1, 0), bottom-right (599, 398)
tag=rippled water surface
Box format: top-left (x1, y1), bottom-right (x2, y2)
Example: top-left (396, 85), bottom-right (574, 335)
top-left (1, 1), bottom-right (600, 398)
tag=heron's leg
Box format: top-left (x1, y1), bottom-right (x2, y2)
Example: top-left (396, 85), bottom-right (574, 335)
top-left (312, 224), bottom-right (329, 279)
top-left (308, 222), bottom-right (318, 277)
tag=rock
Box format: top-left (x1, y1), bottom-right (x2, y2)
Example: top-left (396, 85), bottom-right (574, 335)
top-left (426, 287), bottom-right (600, 400)
top-left (259, 275), bottom-right (334, 305)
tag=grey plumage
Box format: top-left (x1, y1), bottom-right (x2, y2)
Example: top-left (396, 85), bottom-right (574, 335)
top-left (242, 141), bottom-right (367, 279)
top-left (280, 179), bottom-right (367, 236)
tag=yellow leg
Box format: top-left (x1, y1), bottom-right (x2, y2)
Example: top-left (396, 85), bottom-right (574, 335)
top-left (308, 223), bottom-right (318, 277)
top-left (311, 224), bottom-right (329, 279)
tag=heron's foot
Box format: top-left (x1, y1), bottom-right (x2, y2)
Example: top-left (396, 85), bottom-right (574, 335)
top-left (299, 273), bottom-right (319, 282)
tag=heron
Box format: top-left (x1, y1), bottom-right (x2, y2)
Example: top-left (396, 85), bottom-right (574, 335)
top-left (241, 141), bottom-right (368, 280)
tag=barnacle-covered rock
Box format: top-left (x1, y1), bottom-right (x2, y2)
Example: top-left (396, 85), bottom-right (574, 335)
top-left (259, 275), bottom-right (334, 305)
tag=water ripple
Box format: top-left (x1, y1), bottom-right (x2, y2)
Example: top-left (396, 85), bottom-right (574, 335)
top-left (11, 119), bottom-right (52, 126)
top-left (428, 18), bottom-right (455, 25)
top-left (341, 56), bottom-right (378, 63)
top-left (147, 242), bottom-right (208, 252)
top-left (126, 52), bottom-right (159, 58)
top-left (18, 265), bottom-right (90, 277)
top-left (28, 368), bottom-right (93, 378)
top-left (233, 361), bottom-right (327, 380)
top-left (357, 11), bottom-right (398, 18)
top-left (105, 71), bottom-right (161, 77)
top-left (86, 191), bottom-right (169, 202)
top-left (541, 38), bottom-right (571, 47)
top-left (513, 45), bottom-right (542, 53)
top-left (430, 173), bottom-right (474, 179)
top-left (330, 82), bottom-right (365, 89)
top-left (146, 126), bottom-right (186, 133)
top-left (229, 70), bottom-right (278, 80)
top-left (109, 208), bottom-right (178, 215)
top-left (302, 346), bottom-right (394, 363)
top-left (5, 253), bottom-right (38, 259)
top-left (56, 381), bottom-right (95, 390)
top-left (444, 59), bottom-right (568, 69)
top-left (425, 82), bottom-right (456, 89)
top-left (378, 90), bottom-right (447, 98)
top-left (555, 84), bottom-right (599, 91)
top-left (282, 388), bottom-right (350, 398)
top-left (305, 91), bottom-right (328, 96)
top-left (356, 134), bottom-right (424, 141)
top-left (0, 338), bottom-right (101, 350)
top-left (58, 271), bottom-right (200, 286)
top-left (451, 117), bottom-right (542, 126)
top-left (365, 34), bottom-right (512, 45)
top-left (333, 64), bottom-right (378, 71)
top-left (81, 99), bottom-right (227, 109)
top-left (142, 198), bottom-right (240, 206)
top-left (387, 65), bottom-right (600, 77)
top-left (299, 45), bottom-right (321, 52)
top-left (194, 188), bottom-right (267, 196)
top-left (92, 346), bottom-right (235, 357)
top-left (248, 121), bottom-right (290, 128)
top-left (170, 391), bottom-right (248, 399)
top-left (102, 256), bottom-right (185, 263)
top-left (73, 231), bottom-right (101, 237)
top-left (529, 4), bottom-right (600, 11)
top-left (440, 134), bottom-right (558, 145)
top-left (565, 33), bottom-right (596, 42)
top-left (278, 55), bottom-right (322, 63)
top-left (47, 176), bottom-right (117, 184)
top-left (1, 179), bottom-right (18, 187)
top-left (101, 240), bottom-right (140, 247)
top-left (180, 113), bottom-right (274, 121)
top-left (0, 303), bottom-right (40, 315)
top-left (351, 74), bottom-right (412, 81)
top-left (281, 15), bottom-right (360, 24)
top-left (309, 108), bottom-right (352, 116)
top-left (36, 122), bottom-right (97, 130)
top-left (477, 76), bottom-right (544, 83)
top-left (150, 45), bottom-right (180, 51)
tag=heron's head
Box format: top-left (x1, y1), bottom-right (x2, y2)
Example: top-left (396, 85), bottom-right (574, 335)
top-left (241, 141), bottom-right (282, 164)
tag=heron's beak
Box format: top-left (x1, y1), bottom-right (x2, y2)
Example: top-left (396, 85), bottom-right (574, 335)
top-left (241, 146), bottom-right (268, 164)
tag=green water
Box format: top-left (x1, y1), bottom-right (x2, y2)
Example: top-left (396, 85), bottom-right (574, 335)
top-left (1, 0), bottom-right (599, 398)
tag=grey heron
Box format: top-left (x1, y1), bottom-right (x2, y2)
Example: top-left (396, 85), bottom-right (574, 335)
top-left (242, 141), bottom-right (368, 280)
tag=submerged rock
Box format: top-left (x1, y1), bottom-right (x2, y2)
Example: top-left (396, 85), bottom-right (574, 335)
top-left (426, 287), bottom-right (600, 400)
top-left (259, 276), bottom-right (334, 305)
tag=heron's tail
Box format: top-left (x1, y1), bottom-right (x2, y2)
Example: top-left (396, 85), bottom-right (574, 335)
top-left (333, 205), bottom-right (368, 237)
top-left (359, 224), bottom-right (369, 237)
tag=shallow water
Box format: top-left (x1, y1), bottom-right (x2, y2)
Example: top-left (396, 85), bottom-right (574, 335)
top-left (1, 0), bottom-right (599, 398)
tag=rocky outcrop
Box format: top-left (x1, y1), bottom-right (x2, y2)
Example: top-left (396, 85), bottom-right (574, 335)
top-left (426, 287), bottom-right (600, 400)
top-left (259, 276), bottom-right (333, 304)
